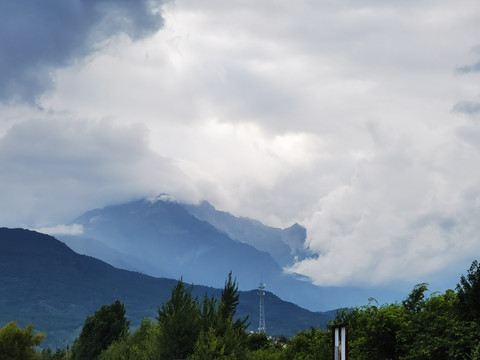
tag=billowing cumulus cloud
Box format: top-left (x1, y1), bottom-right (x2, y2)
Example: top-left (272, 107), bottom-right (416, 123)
top-left (0, 0), bottom-right (166, 103)
top-left (3, 0), bottom-right (480, 291)
top-left (290, 118), bottom-right (480, 287)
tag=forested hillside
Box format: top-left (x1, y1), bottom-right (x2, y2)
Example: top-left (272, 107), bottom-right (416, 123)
top-left (4, 260), bottom-right (480, 359)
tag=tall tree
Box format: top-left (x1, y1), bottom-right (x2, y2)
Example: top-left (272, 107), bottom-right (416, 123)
top-left (199, 294), bottom-right (219, 334)
top-left (157, 278), bottom-right (201, 360)
top-left (214, 272), bottom-right (249, 360)
top-left (219, 272), bottom-right (240, 322)
top-left (219, 271), bottom-right (249, 332)
top-left (0, 322), bottom-right (45, 360)
top-left (192, 272), bottom-right (250, 360)
top-left (71, 300), bottom-right (129, 360)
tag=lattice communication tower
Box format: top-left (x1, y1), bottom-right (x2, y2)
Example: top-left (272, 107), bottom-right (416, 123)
top-left (258, 282), bottom-right (266, 333)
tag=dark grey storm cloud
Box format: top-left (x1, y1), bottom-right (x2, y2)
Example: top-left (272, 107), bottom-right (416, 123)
top-left (0, 0), bottom-right (166, 103)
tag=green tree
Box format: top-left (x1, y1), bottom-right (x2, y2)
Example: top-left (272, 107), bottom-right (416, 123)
top-left (246, 333), bottom-right (270, 351)
top-left (40, 348), bottom-right (69, 360)
top-left (219, 272), bottom-right (249, 332)
top-left (155, 273), bottom-right (250, 360)
top-left (193, 327), bottom-right (236, 360)
top-left (402, 283), bottom-right (428, 314)
top-left (98, 318), bottom-right (161, 360)
top-left (157, 278), bottom-right (201, 360)
top-left (398, 286), bottom-right (480, 360)
top-left (247, 348), bottom-right (285, 360)
top-left (219, 272), bottom-right (241, 322)
top-left (71, 300), bottom-right (129, 360)
top-left (0, 321), bottom-right (45, 360)
top-left (336, 281), bottom-right (480, 360)
top-left (334, 299), bottom-right (405, 360)
top-left (216, 272), bottom-right (249, 360)
top-left (471, 343), bottom-right (480, 360)
top-left (199, 294), bottom-right (219, 333)
top-left (398, 288), bottom-right (452, 360)
top-left (192, 272), bottom-right (250, 360)
top-left (456, 260), bottom-right (480, 322)
top-left (284, 327), bottom-right (330, 360)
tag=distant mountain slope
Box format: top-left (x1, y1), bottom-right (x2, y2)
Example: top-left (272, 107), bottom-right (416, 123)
top-left (57, 234), bottom-right (174, 278)
top-left (71, 198), bottom-right (283, 291)
top-left (183, 200), bottom-right (312, 267)
top-left (0, 228), bottom-right (334, 349)
top-left (65, 197), bottom-right (405, 311)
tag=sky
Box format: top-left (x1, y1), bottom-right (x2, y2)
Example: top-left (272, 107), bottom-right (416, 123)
top-left (2, 0), bottom-right (480, 291)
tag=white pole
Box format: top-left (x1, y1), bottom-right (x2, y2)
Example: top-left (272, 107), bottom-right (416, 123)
top-left (341, 327), bottom-right (347, 360)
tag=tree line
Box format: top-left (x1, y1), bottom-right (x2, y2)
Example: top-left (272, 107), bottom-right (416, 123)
top-left (2, 262), bottom-right (480, 360)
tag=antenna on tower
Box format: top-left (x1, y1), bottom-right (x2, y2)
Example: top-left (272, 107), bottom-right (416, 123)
top-left (258, 281), bottom-right (266, 333)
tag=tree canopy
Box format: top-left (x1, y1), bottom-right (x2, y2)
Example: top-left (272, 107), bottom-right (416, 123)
top-left (456, 259), bottom-right (480, 322)
top-left (0, 322), bottom-right (45, 360)
top-left (71, 300), bottom-right (129, 360)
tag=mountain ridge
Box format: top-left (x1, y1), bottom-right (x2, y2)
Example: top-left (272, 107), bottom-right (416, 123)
top-left (60, 197), bottom-right (404, 311)
top-left (183, 200), bottom-right (312, 267)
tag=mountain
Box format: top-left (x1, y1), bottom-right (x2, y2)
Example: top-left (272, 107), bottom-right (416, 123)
top-left (183, 200), bottom-right (312, 267)
top-left (69, 198), bottom-right (283, 292)
top-left (58, 234), bottom-right (175, 278)
top-left (0, 228), bottom-right (335, 349)
top-left (63, 197), bottom-right (404, 311)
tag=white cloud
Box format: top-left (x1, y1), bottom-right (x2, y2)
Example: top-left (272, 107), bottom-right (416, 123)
top-left (3, 0), bottom-right (480, 289)
top-left (34, 224), bottom-right (84, 236)
top-left (0, 115), bottom-right (194, 227)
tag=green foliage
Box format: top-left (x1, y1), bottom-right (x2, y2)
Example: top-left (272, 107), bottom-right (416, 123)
top-left (10, 261), bottom-right (480, 360)
top-left (283, 327), bottom-right (330, 360)
top-left (219, 272), bottom-right (241, 322)
top-left (192, 272), bottom-right (249, 360)
top-left (98, 318), bottom-right (161, 360)
top-left (199, 294), bottom-right (219, 332)
top-left (193, 326), bottom-right (237, 360)
top-left (0, 322), bottom-right (45, 360)
top-left (398, 287), bottom-right (480, 360)
top-left (331, 271), bottom-right (480, 360)
top-left (40, 348), bottom-right (69, 360)
top-left (334, 300), bottom-right (405, 360)
top-left (157, 278), bottom-right (201, 360)
top-left (155, 273), bottom-right (249, 360)
top-left (246, 333), bottom-right (270, 351)
top-left (471, 343), bottom-right (480, 360)
top-left (245, 333), bottom-right (287, 360)
top-left (398, 288), bottom-right (454, 359)
top-left (247, 347), bottom-right (285, 360)
top-left (71, 300), bottom-right (129, 360)
top-left (215, 272), bottom-right (249, 360)
top-left (402, 283), bottom-right (428, 313)
top-left (456, 260), bottom-right (480, 322)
